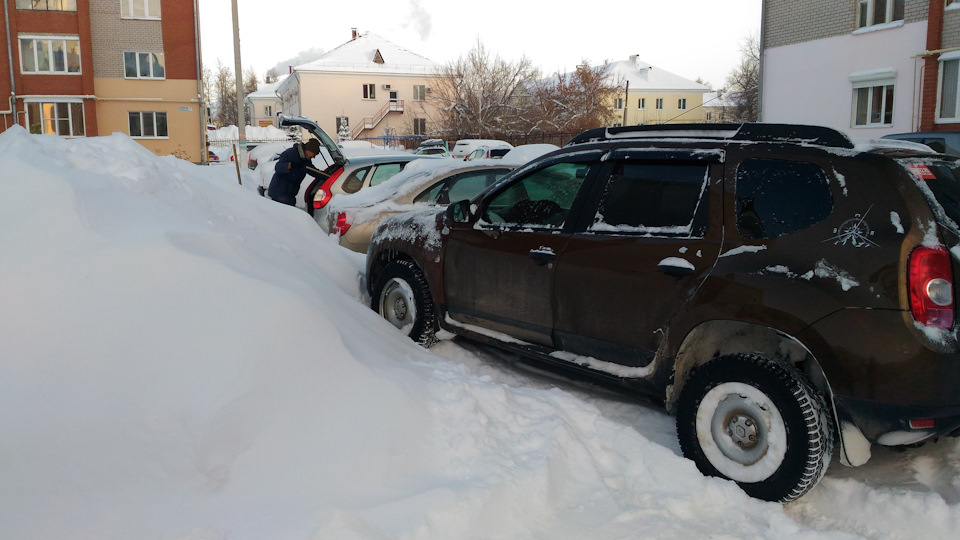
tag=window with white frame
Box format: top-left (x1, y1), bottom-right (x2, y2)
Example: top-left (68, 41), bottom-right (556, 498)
top-left (121, 0), bottom-right (160, 19)
top-left (129, 111), bottom-right (168, 138)
top-left (613, 97), bottom-right (624, 110)
top-left (655, 98), bottom-right (664, 110)
top-left (362, 84), bottom-right (375, 99)
top-left (857, 0), bottom-right (904, 29)
top-left (678, 98), bottom-right (687, 110)
top-left (413, 118), bottom-right (426, 135)
top-left (20, 35), bottom-right (80, 74)
top-left (26, 101), bottom-right (85, 136)
top-left (850, 70), bottom-right (895, 127)
top-left (265, 105), bottom-right (272, 116)
top-left (413, 85), bottom-right (426, 101)
top-left (16, 0), bottom-right (77, 11)
top-left (938, 53), bottom-right (960, 121)
top-left (638, 98), bottom-right (646, 109)
top-left (123, 51), bottom-right (164, 79)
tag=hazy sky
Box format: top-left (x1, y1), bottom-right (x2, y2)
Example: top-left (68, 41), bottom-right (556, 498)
top-left (198, 0), bottom-right (762, 88)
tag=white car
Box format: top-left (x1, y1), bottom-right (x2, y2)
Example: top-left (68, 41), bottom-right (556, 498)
top-left (450, 139), bottom-right (512, 160)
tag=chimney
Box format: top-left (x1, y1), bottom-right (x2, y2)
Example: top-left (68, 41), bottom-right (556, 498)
top-left (288, 65), bottom-right (292, 74)
top-left (352, 28), bottom-right (358, 40)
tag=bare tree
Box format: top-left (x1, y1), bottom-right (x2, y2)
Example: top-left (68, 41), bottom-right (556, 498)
top-left (213, 60), bottom-right (237, 127)
top-left (264, 67), bottom-right (280, 84)
top-left (724, 34), bottom-right (760, 122)
top-left (530, 61), bottom-right (621, 134)
top-left (428, 40), bottom-right (539, 138)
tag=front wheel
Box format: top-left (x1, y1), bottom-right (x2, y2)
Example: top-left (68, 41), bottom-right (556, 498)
top-left (370, 260), bottom-right (438, 347)
top-left (676, 354), bottom-right (834, 502)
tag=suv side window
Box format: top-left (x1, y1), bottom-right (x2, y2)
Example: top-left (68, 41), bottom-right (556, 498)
top-left (483, 162), bottom-right (592, 228)
top-left (413, 168), bottom-right (510, 205)
top-left (736, 158), bottom-right (833, 239)
top-left (369, 163), bottom-right (405, 186)
top-left (589, 162), bottom-right (710, 237)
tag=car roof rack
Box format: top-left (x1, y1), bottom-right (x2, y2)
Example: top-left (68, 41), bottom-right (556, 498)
top-left (566, 123), bottom-right (855, 149)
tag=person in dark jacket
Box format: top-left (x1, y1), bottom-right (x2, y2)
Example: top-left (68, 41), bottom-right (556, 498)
top-left (267, 138), bottom-right (326, 206)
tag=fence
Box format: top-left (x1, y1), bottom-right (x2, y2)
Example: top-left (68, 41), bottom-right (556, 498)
top-left (356, 132), bottom-right (583, 151)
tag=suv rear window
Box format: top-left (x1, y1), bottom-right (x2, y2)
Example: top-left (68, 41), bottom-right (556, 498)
top-left (736, 158), bottom-right (833, 239)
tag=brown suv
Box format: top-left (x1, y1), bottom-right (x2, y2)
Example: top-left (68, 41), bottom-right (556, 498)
top-left (363, 123), bottom-right (960, 503)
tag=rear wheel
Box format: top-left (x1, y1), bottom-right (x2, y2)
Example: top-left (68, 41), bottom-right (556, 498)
top-left (371, 260), bottom-right (438, 347)
top-left (676, 353), bottom-right (833, 502)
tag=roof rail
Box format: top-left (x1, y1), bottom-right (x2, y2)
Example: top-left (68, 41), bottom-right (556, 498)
top-left (566, 123), bottom-right (855, 149)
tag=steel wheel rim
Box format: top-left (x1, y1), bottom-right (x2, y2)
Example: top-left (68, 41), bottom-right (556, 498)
top-left (379, 277), bottom-right (416, 332)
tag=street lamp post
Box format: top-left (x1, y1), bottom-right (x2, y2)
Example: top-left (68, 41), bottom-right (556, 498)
top-left (231, 0), bottom-right (246, 170)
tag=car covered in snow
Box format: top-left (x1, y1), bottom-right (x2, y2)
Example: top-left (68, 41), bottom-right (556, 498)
top-left (362, 122), bottom-right (960, 503)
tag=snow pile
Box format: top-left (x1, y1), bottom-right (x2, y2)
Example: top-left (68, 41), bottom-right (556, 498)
top-left (2, 127), bottom-right (960, 539)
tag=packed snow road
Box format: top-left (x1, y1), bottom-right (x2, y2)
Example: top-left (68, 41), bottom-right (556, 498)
top-left (1, 128), bottom-right (958, 539)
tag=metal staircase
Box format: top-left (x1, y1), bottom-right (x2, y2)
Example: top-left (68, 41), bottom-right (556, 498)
top-left (349, 100), bottom-right (405, 140)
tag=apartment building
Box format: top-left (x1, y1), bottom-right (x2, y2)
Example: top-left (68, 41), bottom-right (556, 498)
top-left (761, 0), bottom-right (960, 137)
top-left (0, 0), bottom-right (204, 162)
top-left (608, 56), bottom-right (711, 126)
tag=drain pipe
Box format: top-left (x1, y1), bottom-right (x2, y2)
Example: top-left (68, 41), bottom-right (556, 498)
top-left (193, 0), bottom-right (207, 164)
top-left (2, 0), bottom-right (17, 128)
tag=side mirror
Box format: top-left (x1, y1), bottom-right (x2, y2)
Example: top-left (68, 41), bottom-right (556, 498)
top-left (445, 199), bottom-right (472, 224)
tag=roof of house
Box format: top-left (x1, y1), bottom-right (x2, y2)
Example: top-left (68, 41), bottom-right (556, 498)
top-left (701, 91), bottom-right (738, 108)
top-left (246, 76), bottom-right (286, 100)
top-left (295, 32), bottom-right (439, 75)
top-left (608, 56), bottom-right (710, 92)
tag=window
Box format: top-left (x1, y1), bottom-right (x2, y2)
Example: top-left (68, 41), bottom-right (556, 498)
top-left (26, 101), bottom-right (84, 136)
top-left (369, 163), bottom-right (404, 186)
top-left (336, 116), bottom-right (350, 137)
top-left (413, 85), bottom-right (426, 101)
top-left (121, 0), bottom-right (160, 18)
top-left (264, 105), bottom-right (272, 116)
top-left (20, 36), bottom-right (81, 74)
top-left (340, 166), bottom-right (370, 194)
top-left (853, 84), bottom-right (894, 126)
top-left (589, 163), bottom-right (709, 237)
top-left (16, 0), bottom-right (77, 10)
top-left (638, 98), bottom-right (646, 109)
top-left (613, 98), bottom-right (624, 110)
top-left (413, 117), bottom-right (426, 135)
top-left (123, 51), bottom-right (164, 79)
top-left (128, 111), bottom-right (168, 138)
top-left (706, 112), bottom-right (713, 121)
top-left (414, 169), bottom-right (511, 205)
top-left (857, 0), bottom-right (904, 28)
top-left (362, 83), bottom-right (375, 99)
top-left (655, 98), bottom-right (664, 110)
top-left (939, 56), bottom-right (960, 121)
top-left (678, 98), bottom-right (687, 110)
top-left (735, 159), bottom-right (833, 239)
top-left (483, 161), bottom-right (593, 228)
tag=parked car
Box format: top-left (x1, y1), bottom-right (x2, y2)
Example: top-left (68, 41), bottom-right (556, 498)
top-left (207, 149), bottom-right (220, 164)
top-left (327, 160), bottom-right (516, 253)
top-left (464, 145), bottom-right (512, 161)
top-left (306, 154), bottom-right (432, 232)
top-left (363, 122), bottom-right (960, 503)
top-left (451, 139), bottom-right (512, 160)
top-left (881, 131), bottom-right (960, 156)
top-left (414, 138), bottom-right (449, 156)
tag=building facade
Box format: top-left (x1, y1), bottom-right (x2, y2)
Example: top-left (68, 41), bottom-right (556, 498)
top-left (761, 0), bottom-right (960, 137)
top-left (276, 31), bottom-right (444, 143)
top-left (609, 56), bottom-right (711, 126)
top-left (244, 79), bottom-right (282, 129)
top-left (1, 0), bottom-right (204, 162)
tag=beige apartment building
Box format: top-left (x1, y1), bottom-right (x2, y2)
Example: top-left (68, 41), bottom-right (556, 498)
top-left (276, 30), bottom-right (443, 142)
top-left (608, 56), bottom-right (711, 126)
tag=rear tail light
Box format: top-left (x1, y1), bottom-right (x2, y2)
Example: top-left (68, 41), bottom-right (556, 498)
top-left (908, 245), bottom-right (954, 328)
top-left (335, 212), bottom-right (351, 236)
top-left (312, 167), bottom-right (344, 209)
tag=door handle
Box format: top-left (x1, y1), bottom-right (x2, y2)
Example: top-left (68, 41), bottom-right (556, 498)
top-left (657, 257), bottom-right (695, 277)
top-left (529, 247), bottom-right (556, 266)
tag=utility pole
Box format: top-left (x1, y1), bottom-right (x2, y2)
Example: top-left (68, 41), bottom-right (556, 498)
top-left (231, 0), bottom-right (246, 169)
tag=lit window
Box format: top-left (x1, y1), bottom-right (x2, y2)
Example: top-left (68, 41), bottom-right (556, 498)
top-left (26, 101), bottom-right (85, 136)
top-left (129, 111), bottom-right (168, 138)
top-left (20, 36), bottom-right (81, 74)
top-left (121, 0), bottom-right (160, 19)
top-left (123, 51), bottom-right (164, 79)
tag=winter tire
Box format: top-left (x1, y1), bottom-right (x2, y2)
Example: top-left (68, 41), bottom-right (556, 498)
top-left (676, 353), bottom-right (834, 503)
top-left (371, 260), bottom-right (438, 347)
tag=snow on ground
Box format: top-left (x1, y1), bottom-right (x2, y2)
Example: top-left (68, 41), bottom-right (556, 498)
top-left (2, 127), bottom-right (960, 539)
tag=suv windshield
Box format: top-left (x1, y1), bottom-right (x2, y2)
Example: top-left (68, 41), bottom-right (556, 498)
top-left (900, 157), bottom-right (960, 230)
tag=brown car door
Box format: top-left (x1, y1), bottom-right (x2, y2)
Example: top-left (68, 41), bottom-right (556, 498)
top-left (552, 152), bottom-right (724, 369)
top-left (444, 156), bottom-right (604, 346)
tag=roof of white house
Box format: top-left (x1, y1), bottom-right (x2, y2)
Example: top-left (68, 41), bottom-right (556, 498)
top-left (246, 76), bottom-right (286, 100)
top-left (608, 56), bottom-right (710, 92)
top-left (702, 91), bottom-right (738, 108)
top-left (295, 32), bottom-right (439, 75)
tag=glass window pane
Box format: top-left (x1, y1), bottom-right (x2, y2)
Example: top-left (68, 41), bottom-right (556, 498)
top-left (66, 0), bottom-right (79, 10)
top-left (941, 60), bottom-right (959, 118)
top-left (129, 112), bottom-right (142, 136)
top-left (485, 162), bottom-right (591, 227)
top-left (20, 39), bottom-right (36, 72)
top-left (71, 103), bottom-right (84, 136)
top-left (66, 40), bottom-right (80, 72)
top-left (736, 159), bottom-right (833, 239)
top-left (874, 0), bottom-right (888, 24)
top-left (884, 85), bottom-right (895, 124)
top-left (27, 103), bottom-right (41, 134)
top-left (57, 119), bottom-right (70, 135)
top-left (37, 40), bottom-right (50, 71)
top-left (138, 53), bottom-right (150, 77)
top-left (56, 102), bottom-right (69, 119)
top-left (151, 53), bottom-right (165, 78)
top-left (16, 0), bottom-right (32, 9)
top-left (148, 0), bottom-right (160, 17)
top-left (156, 112), bottom-right (167, 137)
top-left (870, 85), bottom-right (884, 124)
top-left (133, 0), bottom-right (145, 17)
top-left (858, 0), bottom-right (868, 27)
top-left (52, 40), bottom-right (65, 72)
top-left (121, 0), bottom-right (131, 17)
top-left (143, 112), bottom-right (155, 137)
top-left (855, 88), bottom-right (868, 125)
top-left (893, 0), bottom-right (904, 21)
top-left (124, 52), bottom-right (137, 77)
top-left (369, 163), bottom-right (403, 186)
top-left (592, 163), bottom-right (709, 235)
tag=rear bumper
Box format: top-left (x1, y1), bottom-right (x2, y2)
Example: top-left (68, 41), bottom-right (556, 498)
top-left (835, 395), bottom-right (960, 445)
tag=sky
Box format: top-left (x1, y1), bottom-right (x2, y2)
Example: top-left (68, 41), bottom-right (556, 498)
top-left (4, 126), bottom-right (960, 539)
top-left (198, 0), bottom-right (762, 89)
